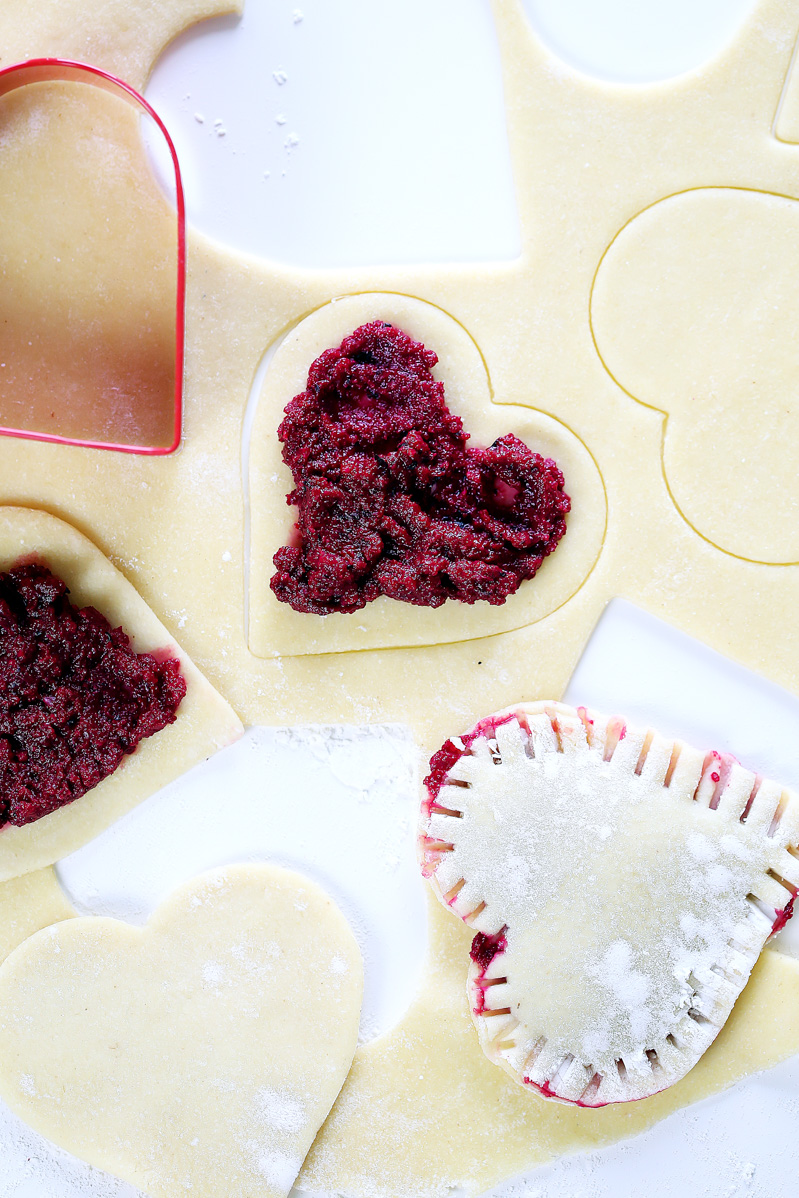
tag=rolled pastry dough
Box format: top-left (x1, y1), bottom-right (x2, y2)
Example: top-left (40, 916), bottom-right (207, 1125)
top-left (0, 864), bottom-right (363, 1198)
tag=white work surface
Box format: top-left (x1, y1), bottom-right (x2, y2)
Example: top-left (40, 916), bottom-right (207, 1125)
top-left (1, 2), bottom-right (795, 1196)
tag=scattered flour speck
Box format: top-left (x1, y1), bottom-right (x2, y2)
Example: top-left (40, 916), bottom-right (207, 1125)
top-left (201, 961), bottom-right (228, 988)
top-left (252, 1147), bottom-right (301, 1190)
top-left (254, 1087), bottom-right (306, 1134)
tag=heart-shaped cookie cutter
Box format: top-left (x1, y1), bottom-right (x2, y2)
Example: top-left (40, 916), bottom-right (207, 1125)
top-left (0, 58), bottom-right (185, 454)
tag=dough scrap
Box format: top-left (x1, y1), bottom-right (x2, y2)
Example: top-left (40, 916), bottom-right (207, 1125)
top-left (0, 0), bottom-right (242, 88)
top-left (0, 506), bottom-right (242, 882)
top-left (0, 864), bottom-right (363, 1198)
top-left (248, 294), bottom-right (605, 657)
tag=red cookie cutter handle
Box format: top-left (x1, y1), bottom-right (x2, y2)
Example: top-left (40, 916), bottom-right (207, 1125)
top-left (0, 58), bottom-right (186, 455)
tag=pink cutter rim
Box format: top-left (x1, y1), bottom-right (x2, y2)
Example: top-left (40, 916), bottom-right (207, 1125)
top-left (0, 58), bottom-right (186, 456)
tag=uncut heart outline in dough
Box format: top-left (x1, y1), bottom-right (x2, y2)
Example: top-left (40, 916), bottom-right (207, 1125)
top-left (0, 864), bottom-right (363, 1198)
top-left (421, 702), bottom-right (799, 1105)
top-left (0, 506), bottom-right (243, 882)
top-left (591, 187), bottom-right (799, 564)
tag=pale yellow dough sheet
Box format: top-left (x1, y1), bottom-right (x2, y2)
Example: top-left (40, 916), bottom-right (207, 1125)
top-left (592, 187), bottom-right (799, 563)
top-left (1, 0), bottom-right (796, 748)
top-left (0, 507), bottom-right (243, 882)
top-left (0, 864), bottom-right (363, 1198)
top-left (2, 0), bottom-right (799, 1194)
top-left (0, 869), bottom-right (74, 965)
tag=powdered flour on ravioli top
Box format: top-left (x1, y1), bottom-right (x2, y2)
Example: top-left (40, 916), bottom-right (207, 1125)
top-left (421, 701), bottom-right (799, 1106)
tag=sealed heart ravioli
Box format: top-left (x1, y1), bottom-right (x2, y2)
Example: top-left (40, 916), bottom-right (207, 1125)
top-left (420, 702), bottom-right (799, 1106)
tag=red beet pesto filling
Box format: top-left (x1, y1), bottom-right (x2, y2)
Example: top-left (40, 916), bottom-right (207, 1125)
top-left (0, 562), bottom-right (186, 829)
top-left (271, 322), bottom-right (571, 615)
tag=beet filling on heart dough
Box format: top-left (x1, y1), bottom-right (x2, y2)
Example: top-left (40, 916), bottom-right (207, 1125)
top-left (271, 322), bottom-right (570, 615)
top-left (0, 563), bottom-right (186, 829)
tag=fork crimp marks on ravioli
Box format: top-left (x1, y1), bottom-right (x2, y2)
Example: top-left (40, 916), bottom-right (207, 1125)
top-left (420, 702), bottom-right (799, 1106)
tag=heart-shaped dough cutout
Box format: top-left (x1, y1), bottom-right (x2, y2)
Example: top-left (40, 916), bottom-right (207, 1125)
top-left (420, 702), bottom-right (799, 1106)
top-left (0, 864), bottom-right (363, 1198)
top-left (248, 294), bottom-right (605, 657)
top-left (0, 506), bottom-right (242, 882)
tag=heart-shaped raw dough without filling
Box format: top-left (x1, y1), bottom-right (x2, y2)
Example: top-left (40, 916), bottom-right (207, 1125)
top-left (420, 702), bottom-right (799, 1106)
top-left (0, 864), bottom-right (363, 1198)
top-left (248, 293), bottom-right (605, 657)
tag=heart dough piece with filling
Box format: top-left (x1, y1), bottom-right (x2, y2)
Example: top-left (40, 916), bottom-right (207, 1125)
top-left (248, 293), bottom-right (605, 658)
top-left (0, 505), bottom-right (243, 882)
top-left (0, 864), bottom-right (363, 1198)
top-left (420, 702), bottom-right (799, 1106)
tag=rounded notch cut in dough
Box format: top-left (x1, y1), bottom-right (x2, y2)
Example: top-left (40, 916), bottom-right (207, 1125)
top-left (248, 293), bottom-right (606, 658)
top-left (591, 188), bottom-right (799, 564)
top-left (0, 506), bottom-right (243, 882)
top-left (422, 702), bottom-right (799, 1106)
top-left (0, 868), bottom-right (74, 966)
top-left (0, 863), bottom-right (364, 1198)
